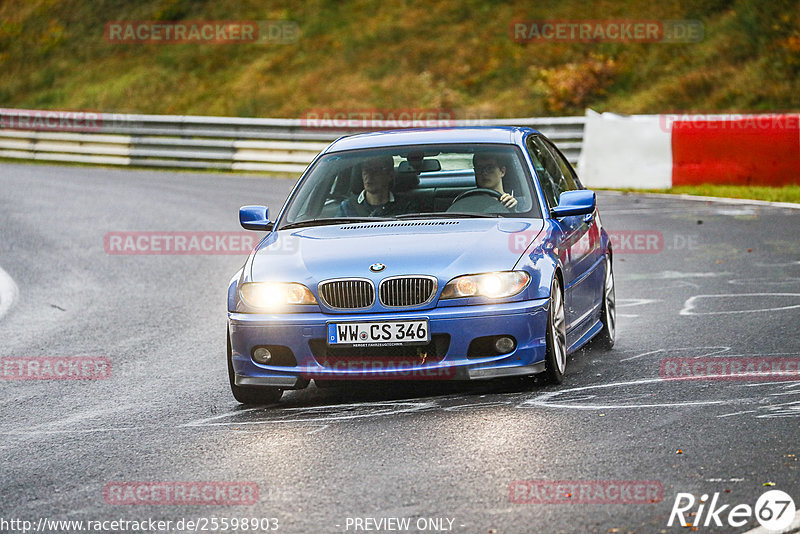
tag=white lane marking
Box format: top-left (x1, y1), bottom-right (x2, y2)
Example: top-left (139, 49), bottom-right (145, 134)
top-left (680, 293), bottom-right (800, 315)
top-left (442, 401), bottom-right (513, 411)
top-left (187, 405), bottom-right (264, 425)
top-left (617, 298), bottom-right (661, 308)
top-left (621, 279), bottom-right (700, 289)
top-left (620, 349), bottom-right (664, 362)
top-left (705, 477), bottom-right (745, 482)
top-left (3, 426), bottom-right (143, 436)
top-left (519, 378), bottom-right (729, 410)
top-left (0, 265), bottom-right (19, 320)
top-left (713, 352), bottom-right (800, 357)
top-left (742, 509), bottom-right (800, 534)
top-left (757, 400), bottom-right (800, 418)
top-left (613, 299), bottom-right (663, 319)
top-left (521, 377), bottom-right (800, 418)
top-left (717, 410), bottom-right (757, 418)
top-left (622, 271), bottom-right (732, 281)
top-left (28, 404), bottom-right (139, 430)
top-left (729, 277), bottom-right (800, 286)
top-left (715, 207), bottom-right (757, 216)
top-left (620, 346), bottom-right (730, 362)
top-left (661, 374), bottom-right (800, 383)
top-left (4, 402), bottom-right (433, 435)
top-left (182, 401), bottom-right (437, 427)
top-left (0, 403), bottom-right (144, 436)
top-left (755, 261), bottom-right (800, 267)
top-left (742, 380), bottom-right (800, 387)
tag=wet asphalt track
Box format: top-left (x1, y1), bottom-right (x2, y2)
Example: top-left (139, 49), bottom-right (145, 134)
top-left (1, 162), bottom-right (799, 534)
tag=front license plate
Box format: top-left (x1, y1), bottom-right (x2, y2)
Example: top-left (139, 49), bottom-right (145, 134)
top-left (327, 320), bottom-right (429, 346)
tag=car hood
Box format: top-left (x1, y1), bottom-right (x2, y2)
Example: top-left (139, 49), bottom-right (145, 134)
top-left (249, 218), bottom-right (543, 284)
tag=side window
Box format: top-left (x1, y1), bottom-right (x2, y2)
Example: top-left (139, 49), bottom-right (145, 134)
top-left (526, 136), bottom-right (564, 209)
top-left (542, 138), bottom-right (581, 190)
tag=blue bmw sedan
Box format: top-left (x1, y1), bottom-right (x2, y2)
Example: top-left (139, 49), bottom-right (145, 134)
top-left (227, 127), bottom-right (615, 404)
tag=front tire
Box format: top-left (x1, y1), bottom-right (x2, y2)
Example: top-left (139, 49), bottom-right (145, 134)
top-left (593, 255), bottom-right (616, 350)
top-left (227, 330), bottom-right (283, 405)
top-left (540, 275), bottom-right (567, 384)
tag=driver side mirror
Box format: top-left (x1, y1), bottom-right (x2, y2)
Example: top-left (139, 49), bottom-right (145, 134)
top-left (551, 190), bottom-right (596, 218)
top-left (239, 205), bottom-right (273, 231)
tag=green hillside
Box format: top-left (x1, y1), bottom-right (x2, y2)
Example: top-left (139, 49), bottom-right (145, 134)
top-left (1, 0), bottom-right (798, 118)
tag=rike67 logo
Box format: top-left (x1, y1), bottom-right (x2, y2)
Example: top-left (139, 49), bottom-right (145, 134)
top-left (668, 490), bottom-right (796, 531)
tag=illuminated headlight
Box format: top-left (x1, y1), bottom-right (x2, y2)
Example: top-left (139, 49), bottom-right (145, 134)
top-left (239, 282), bottom-right (317, 310)
top-left (440, 271), bottom-right (530, 300)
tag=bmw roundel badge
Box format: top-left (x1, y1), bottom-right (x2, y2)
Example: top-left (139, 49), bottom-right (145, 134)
top-left (370, 263), bottom-right (386, 272)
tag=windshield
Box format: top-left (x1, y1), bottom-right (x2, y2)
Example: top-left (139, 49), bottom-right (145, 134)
top-left (279, 143), bottom-right (541, 228)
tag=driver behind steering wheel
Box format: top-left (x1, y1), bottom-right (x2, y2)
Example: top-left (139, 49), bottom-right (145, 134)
top-left (472, 153), bottom-right (518, 209)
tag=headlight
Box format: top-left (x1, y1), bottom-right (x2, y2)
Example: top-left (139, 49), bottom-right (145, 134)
top-left (239, 282), bottom-right (317, 310)
top-left (440, 271), bottom-right (530, 300)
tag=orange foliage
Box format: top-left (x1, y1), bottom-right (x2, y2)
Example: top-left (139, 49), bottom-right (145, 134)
top-left (537, 54), bottom-right (618, 113)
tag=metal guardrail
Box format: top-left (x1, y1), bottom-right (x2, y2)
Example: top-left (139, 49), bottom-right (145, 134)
top-left (0, 109), bottom-right (585, 174)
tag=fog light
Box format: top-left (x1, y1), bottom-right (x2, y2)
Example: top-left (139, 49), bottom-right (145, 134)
top-left (252, 347), bottom-right (272, 364)
top-left (494, 337), bottom-right (515, 354)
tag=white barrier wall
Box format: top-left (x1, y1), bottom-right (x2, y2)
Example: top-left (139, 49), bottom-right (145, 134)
top-left (577, 110), bottom-right (672, 189)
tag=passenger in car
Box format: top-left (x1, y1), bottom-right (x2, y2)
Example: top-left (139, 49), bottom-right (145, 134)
top-left (337, 155), bottom-right (413, 217)
top-left (473, 153), bottom-right (518, 209)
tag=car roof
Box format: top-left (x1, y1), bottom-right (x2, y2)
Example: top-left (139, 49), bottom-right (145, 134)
top-left (323, 126), bottom-right (539, 153)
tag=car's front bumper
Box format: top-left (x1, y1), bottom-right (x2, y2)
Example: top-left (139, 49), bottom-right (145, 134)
top-left (228, 298), bottom-right (549, 387)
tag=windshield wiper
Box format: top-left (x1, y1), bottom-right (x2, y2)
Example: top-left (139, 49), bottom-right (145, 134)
top-left (393, 212), bottom-right (496, 219)
top-left (279, 217), bottom-right (395, 230)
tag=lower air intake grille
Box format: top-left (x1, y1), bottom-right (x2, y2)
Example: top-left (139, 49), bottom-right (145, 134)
top-left (309, 335), bottom-right (450, 366)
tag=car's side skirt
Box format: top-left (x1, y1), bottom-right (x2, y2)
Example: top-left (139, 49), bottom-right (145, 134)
top-left (567, 319), bottom-right (603, 354)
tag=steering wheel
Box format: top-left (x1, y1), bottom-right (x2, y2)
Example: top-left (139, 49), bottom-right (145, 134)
top-left (448, 188), bottom-right (511, 214)
top-left (452, 188), bottom-right (503, 203)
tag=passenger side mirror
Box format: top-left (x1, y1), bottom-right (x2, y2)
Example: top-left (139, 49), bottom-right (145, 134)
top-left (239, 205), bottom-right (273, 231)
top-left (550, 190), bottom-right (596, 218)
